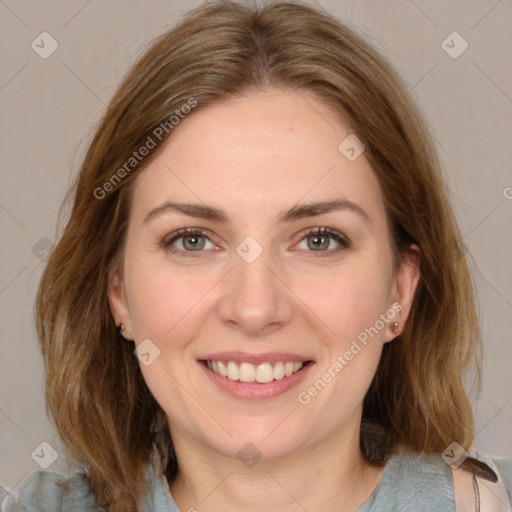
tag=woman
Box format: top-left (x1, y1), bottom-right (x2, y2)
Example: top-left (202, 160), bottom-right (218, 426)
top-left (1, 1), bottom-right (510, 511)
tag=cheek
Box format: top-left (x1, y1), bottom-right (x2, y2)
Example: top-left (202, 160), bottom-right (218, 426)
top-left (290, 260), bottom-right (393, 347)
top-left (294, 268), bottom-right (391, 414)
top-left (126, 255), bottom-right (393, 346)
top-left (125, 259), bottom-right (217, 340)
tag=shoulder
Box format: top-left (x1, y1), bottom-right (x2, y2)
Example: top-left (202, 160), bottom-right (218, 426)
top-left (489, 455), bottom-right (512, 506)
top-left (362, 446), bottom-right (512, 511)
top-left (0, 470), bottom-right (104, 512)
top-left (353, 447), bottom-right (456, 511)
top-left (387, 447), bottom-right (457, 504)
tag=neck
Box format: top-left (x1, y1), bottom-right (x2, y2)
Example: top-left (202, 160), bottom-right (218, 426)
top-left (167, 424), bottom-right (385, 512)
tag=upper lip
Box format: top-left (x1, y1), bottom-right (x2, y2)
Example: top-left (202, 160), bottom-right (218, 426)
top-left (198, 351), bottom-right (314, 365)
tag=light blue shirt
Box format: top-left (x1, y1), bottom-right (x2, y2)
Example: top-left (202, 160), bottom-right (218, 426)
top-left (2, 435), bottom-right (511, 511)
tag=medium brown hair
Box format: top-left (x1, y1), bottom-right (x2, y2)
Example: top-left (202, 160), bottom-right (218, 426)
top-left (36, 1), bottom-right (481, 510)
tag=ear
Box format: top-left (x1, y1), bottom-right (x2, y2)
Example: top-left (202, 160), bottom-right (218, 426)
top-left (385, 243), bottom-right (421, 342)
top-left (107, 266), bottom-right (133, 340)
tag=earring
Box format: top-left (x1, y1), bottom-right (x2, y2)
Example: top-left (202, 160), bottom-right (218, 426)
top-left (118, 323), bottom-right (126, 334)
top-left (390, 322), bottom-right (399, 335)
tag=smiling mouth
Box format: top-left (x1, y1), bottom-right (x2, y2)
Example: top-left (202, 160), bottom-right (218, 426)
top-left (200, 359), bottom-right (312, 384)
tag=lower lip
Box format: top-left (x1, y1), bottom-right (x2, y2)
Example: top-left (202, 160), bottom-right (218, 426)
top-left (197, 360), bottom-right (315, 400)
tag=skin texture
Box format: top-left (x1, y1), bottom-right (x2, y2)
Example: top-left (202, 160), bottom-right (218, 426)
top-left (108, 87), bottom-right (421, 512)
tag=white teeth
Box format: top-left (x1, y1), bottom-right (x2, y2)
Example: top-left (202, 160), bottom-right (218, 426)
top-left (256, 363), bottom-right (274, 383)
top-left (206, 360), bottom-right (305, 383)
top-left (227, 361), bottom-right (239, 380)
top-left (239, 362), bottom-right (256, 382)
top-left (217, 361), bottom-right (227, 377)
top-left (273, 361), bottom-right (285, 380)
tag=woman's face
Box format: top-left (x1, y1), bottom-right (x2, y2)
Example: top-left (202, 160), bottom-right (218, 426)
top-left (108, 87), bottom-right (419, 461)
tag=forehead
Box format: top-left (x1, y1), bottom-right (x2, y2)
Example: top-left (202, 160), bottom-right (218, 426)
top-left (130, 88), bottom-right (385, 226)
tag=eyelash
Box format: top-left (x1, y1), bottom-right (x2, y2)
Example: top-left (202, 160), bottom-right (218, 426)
top-left (160, 227), bottom-right (351, 257)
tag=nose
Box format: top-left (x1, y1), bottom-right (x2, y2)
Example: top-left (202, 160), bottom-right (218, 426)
top-left (217, 246), bottom-right (294, 337)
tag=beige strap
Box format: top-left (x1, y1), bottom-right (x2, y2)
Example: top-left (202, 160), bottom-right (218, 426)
top-left (452, 466), bottom-right (511, 512)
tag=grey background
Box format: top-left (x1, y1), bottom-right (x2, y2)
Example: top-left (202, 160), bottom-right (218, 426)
top-left (1, 0), bottom-right (511, 490)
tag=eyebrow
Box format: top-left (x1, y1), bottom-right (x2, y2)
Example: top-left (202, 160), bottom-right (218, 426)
top-left (143, 198), bottom-right (371, 225)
